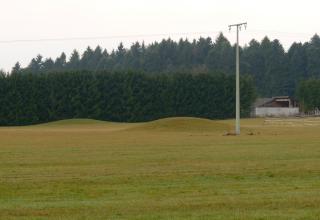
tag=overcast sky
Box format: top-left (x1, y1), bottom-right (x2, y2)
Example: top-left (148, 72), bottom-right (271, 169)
top-left (0, 0), bottom-right (319, 71)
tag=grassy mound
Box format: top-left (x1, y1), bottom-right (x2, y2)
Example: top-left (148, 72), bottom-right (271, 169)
top-left (35, 119), bottom-right (112, 127)
top-left (132, 117), bottom-right (231, 132)
top-left (26, 117), bottom-right (231, 133)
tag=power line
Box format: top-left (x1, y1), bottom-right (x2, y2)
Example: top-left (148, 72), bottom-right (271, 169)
top-left (0, 29), bottom-right (316, 45)
top-left (248, 29), bottom-right (317, 36)
top-left (0, 31), bottom-right (222, 44)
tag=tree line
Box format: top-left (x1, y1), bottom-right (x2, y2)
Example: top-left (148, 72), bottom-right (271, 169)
top-left (0, 71), bottom-right (256, 126)
top-left (297, 79), bottom-right (320, 112)
top-left (11, 33), bottom-right (320, 97)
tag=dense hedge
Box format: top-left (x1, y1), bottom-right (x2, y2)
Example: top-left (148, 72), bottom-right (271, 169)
top-left (0, 71), bottom-right (256, 126)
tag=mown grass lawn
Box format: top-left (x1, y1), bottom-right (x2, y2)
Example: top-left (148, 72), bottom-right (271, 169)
top-left (0, 117), bottom-right (320, 220)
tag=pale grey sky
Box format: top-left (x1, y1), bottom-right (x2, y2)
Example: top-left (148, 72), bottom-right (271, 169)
top-left (0, 0), bottom-right (319, 71)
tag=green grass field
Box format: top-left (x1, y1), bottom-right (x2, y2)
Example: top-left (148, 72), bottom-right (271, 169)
top-left (1, 117), bottom-right (320, 220)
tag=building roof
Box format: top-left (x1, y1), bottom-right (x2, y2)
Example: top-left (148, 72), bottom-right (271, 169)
top-left (253, 98), bottom-right (273, 108)
top-left (253, 96), bottom-right (295, 108)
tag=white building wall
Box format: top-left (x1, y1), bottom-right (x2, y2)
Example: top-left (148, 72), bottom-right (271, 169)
top-left (255, 107), bottom-right (300, 117)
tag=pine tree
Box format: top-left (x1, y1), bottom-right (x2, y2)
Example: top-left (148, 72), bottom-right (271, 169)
top-left (68, 50), bottom-right (80, 70)
top-left (54, 53), bottom-right (67, 71)
top-left (12, 62), bottom-right (21, 74)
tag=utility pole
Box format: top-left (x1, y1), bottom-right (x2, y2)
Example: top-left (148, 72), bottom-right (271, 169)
top-left (228, 22), bottom-right (247, 135)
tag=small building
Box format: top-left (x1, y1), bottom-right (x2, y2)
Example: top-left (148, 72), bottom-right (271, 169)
top-left (252, 96), bottom-right (300, 117)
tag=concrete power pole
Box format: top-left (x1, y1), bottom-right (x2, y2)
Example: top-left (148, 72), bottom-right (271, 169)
top-left (228, 22), bottom-right (247, 135)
